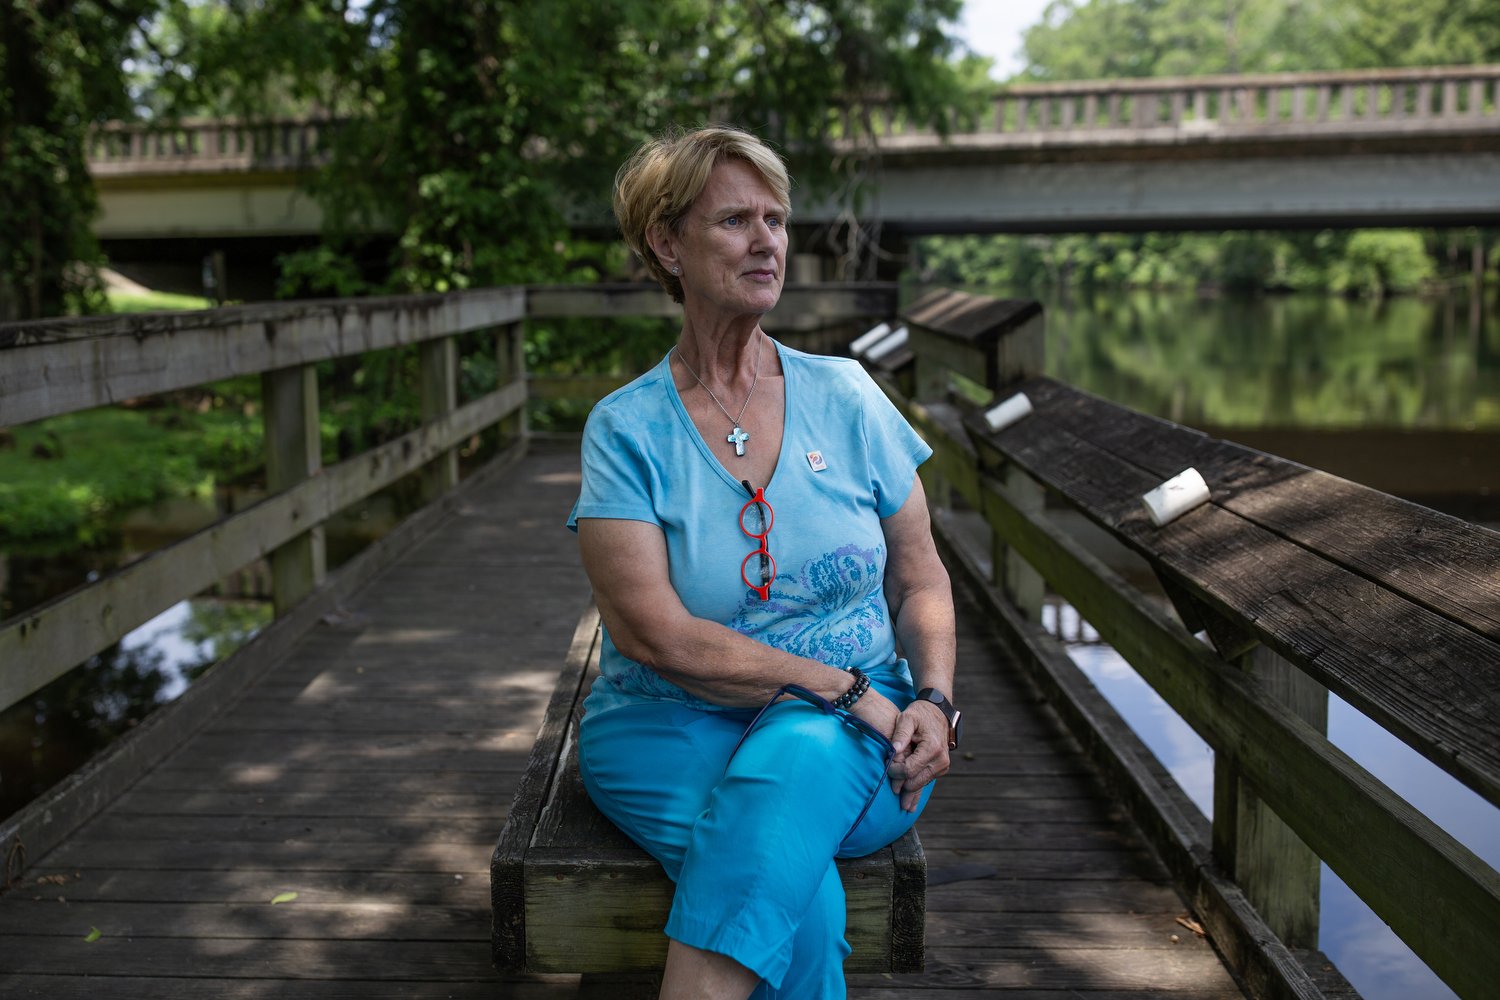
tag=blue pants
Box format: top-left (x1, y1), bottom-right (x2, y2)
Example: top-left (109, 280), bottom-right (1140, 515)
top-left (578, 683), bottom-right (933, 998)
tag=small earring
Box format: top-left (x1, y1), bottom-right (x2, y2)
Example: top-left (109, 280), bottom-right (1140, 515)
top-left (671, 266), bottom-right (680, 275)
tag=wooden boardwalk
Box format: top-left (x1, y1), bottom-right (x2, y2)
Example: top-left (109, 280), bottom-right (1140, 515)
top-left (0, 447), bottom-right (1244, 998)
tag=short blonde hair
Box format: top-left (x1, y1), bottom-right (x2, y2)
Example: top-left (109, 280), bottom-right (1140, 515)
top-left (613, 125), bottom-right (792, 303)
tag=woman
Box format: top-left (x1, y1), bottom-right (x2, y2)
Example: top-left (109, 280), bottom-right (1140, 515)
top-left (568, 125), bottom-right (960, 999)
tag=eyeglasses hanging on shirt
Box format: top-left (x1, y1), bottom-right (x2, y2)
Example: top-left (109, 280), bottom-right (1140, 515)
top-left (739, 480), bottom-right (775, 601)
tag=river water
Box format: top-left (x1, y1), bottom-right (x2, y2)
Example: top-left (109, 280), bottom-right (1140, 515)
top-left (2, 286), bottom-right (1496, 997)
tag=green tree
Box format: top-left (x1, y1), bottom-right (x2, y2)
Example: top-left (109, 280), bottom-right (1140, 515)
top-left (1337, 0), bottom-right (1500, 67)
top-left (1018, 0), bottom-right (1347, 80)
top-left (145, 0), bottom-right (980, 294)
top-left (919, 0), bottom-right (1497, 298)
top-left (0, 0), bottom-right (162, 321)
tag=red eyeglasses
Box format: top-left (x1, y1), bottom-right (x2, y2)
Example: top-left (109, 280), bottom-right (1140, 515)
top-left (739, 481), bottom-right (776, 601)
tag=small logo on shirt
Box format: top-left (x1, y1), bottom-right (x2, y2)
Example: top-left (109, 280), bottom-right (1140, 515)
top-left (806, 450), bottom-right (827, 472)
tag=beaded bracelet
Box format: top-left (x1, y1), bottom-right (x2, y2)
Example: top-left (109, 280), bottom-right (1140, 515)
top-left (832, 667), bottom-right (871, 711)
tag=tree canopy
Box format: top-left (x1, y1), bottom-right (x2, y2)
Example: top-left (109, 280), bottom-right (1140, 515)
top-left (1017, 0), bottom-right (1500, 80)
top-left (1, 0), bottom-right (985, 317)
top-left (909, 0), bottom-right (1499, 298)
top-left (5, 0), bottom-right (1497, 318)
top-left (1, 0), bottom-right (158, 320)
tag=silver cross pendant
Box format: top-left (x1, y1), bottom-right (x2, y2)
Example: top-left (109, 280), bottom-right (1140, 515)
top-left (727, 426), bottom-right (750, 457)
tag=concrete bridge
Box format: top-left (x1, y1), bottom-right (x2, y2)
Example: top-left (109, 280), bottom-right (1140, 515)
top-left (89, 65), bottom-right (1500, 246)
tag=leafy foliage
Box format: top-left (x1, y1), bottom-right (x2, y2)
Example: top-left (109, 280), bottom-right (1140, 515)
top-left (0, 0), bottom-right (158, 320)
top-left (915, 0), bottom-right (1500, 296)
top-left (913, 229), bottom-right (1453, 296)
top-left (143, 0), bottom-right (982, 294)
top-left (0, 399), bottom-right (262, 546)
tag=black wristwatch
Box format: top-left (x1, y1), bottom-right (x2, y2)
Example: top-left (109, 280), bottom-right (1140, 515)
top-left (914, 688), bottom-right (963, 750)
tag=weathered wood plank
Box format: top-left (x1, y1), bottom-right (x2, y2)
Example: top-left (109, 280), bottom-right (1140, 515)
top-left (978, 472), bottom-right (1500, 1000)
top-left (112, 789), bottom-right (504, 818)
top-left (141, 741), bottom-right (533, 773)
top-left (0, 287), bottom-right (527, 427)
top-left (0, 936), bottom-right (498, 980)
top-left (924, 877), bottom-right (1187, 914)
top-left (130, 764), bottom-right (529, 795)
top-left (0, 899), bottom-right (487, 940)
top-left (43, 838), bottom-right (491, 873)
top-left (13, 867), bottom-right (491, 906)
top-left (418, 335), bottom-right (460, 501)
top-left (0, 976), bottom-right (575, 1000)
top-left (922, 909), bottom-right (1211, 948)
top-left (968, 385), bottom-right (1500, 809)
top-left (519, 850), bottom-right (904, 974)
top-left (863, 950), bottom-right (1244, 991)
top-left (70, 812), bottom-right (499, 845)
top-left (490, 604), bottom-right (600, 970)
top-left (1022, 378), bottom-right (1500, 641)
top-left (848, 990), bottom-right (1242, 1000)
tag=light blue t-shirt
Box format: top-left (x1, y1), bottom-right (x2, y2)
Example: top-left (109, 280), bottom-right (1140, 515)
top-left (567, 341), bottom-right (932, 716)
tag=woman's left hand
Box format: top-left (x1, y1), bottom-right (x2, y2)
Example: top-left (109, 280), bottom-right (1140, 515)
top-left (886, 699), bottom-right (951, 812)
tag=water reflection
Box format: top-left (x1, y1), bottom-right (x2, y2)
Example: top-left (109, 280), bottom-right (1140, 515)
top-left (0, 598), bottom-right (270, 820)
top-left (1040, 289), bottom-right (1500, 431)
top-left (1046, 604), bottom-right (1498, 1000)
top-left (0, 475), bottom-right (413, 823)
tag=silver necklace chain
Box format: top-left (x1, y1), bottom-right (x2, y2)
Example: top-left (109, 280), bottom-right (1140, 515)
top-left (674, 338), bottom-right (764, 457)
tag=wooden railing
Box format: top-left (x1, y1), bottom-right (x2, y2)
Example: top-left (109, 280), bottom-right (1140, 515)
top-left (0, 283), bottom-right (893, 717)
top-left (84, 65), bottom-right (1500, 177)
top-left (0, 290), bottom-right (527, 713)
top-left (870, 288), bottom-right (1500, 1000)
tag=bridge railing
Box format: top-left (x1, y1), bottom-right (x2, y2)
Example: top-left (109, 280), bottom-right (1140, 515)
top-left (84, 65), bottom-right (1500, 177)
top-left (866, 64), bottom-right (1500, 145)
top-left (870, 288), bottom-right (1500, 1000)
top-left (86, 117), bottom-right (335, 176)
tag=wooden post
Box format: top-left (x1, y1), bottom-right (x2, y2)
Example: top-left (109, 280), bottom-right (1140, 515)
top-left (997, 464), bottom-right (1046, 620)
top-left (1212, 645), bottom-right (1327, 948)
top-left (420, 335), bottom-right (459, 503)
top-left (903, 289), bottom-right (1046, 620)
top-left (495, 321), bottom-right (527, 449)
top-left (261, 364), bottom-right (325, 615)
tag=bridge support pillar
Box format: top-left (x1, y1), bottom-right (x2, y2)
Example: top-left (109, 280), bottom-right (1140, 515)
top-left (262, 363), bottom-right (326, 615)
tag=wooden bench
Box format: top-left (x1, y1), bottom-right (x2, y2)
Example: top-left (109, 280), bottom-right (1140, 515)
top-left (491, 604), bottom-right (926, 979)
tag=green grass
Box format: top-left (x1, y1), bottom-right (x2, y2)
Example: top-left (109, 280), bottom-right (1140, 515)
top-left (0, 287), bottom-right (250, 548)
top-left (106, 289), bottom-right (215, 313)
top-left (0, 404), bottom-right (263, 548)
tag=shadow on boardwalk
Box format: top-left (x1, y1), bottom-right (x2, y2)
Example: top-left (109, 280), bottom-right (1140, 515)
top-left (0, 446), bottom-right (1243, 998)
